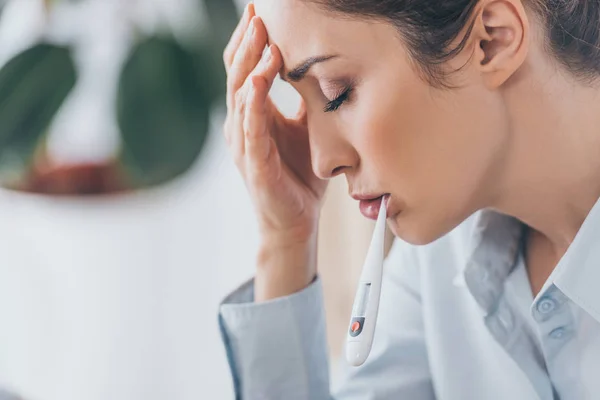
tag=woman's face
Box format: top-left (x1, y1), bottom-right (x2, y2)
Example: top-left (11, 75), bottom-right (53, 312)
top-left (255, 0), bottom-right (511, 244)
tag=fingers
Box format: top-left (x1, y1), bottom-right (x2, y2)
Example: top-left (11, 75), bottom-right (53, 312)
top-left (245, 46), bottom-right (282, 140)
top-left (251, 44), bottom-right (282, 89)
top-left (224, 15), bottom-right (282, 180)
top-left (231, 83), bottom-right (247, 160)
top-left (223, 6), bottom-right (256, 147)
top-left (223, 3), bottom-right (255, 73)
top-left (243, 45), bottom-right (283, 173)
top-left (244, 75), bottom-right (273, 171)
top-left (227, 16), bottom-right (268, 110)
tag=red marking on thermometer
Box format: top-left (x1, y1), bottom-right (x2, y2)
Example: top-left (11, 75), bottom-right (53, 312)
top-left (346, 196), bottom-right (388, 366)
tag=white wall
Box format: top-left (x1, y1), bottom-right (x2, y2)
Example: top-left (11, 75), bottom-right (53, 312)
top-left (0, 1), bottom-right (378, 399)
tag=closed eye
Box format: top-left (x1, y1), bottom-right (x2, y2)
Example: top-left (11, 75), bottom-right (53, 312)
top-left (323, 85), bottom-right (353, 113)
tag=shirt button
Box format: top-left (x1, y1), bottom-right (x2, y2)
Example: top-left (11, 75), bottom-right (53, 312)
top-left (549, 327), bottom-right (567, 340)
top-left (537, 297), bottom-right (557, 315)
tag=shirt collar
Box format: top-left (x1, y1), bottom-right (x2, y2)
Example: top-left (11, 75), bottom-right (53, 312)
top-left (462, 209), bottom-right (524, 315)
top-left (551, 195), bottom-right (600, 322)
top-left (461, 199), bottom-right (600, 323)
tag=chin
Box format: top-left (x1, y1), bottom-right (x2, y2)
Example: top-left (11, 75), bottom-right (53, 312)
top-left (388, 210), bottom-right (456, 246)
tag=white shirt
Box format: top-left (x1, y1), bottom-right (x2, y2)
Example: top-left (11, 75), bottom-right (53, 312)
top-left (219, 200), bottom-right (600, 399)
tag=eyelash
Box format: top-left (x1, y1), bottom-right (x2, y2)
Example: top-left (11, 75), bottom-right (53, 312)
top-left (323, 85), bottom-right (353, 113)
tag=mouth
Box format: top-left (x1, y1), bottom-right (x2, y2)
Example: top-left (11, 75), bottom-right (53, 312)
top-left (352, 193), bottom-right (390, 220)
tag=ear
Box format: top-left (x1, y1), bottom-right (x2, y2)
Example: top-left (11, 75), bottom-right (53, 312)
top-left (471, 0), bottom-right (529, 88)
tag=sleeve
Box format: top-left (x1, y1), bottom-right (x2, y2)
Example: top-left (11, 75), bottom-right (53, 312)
top-left (218, 239), bottom-right (435, 400)
top-left (0, 389), bottom-right (21, 400)
top-left (218, 278), bottom-right (331, 400)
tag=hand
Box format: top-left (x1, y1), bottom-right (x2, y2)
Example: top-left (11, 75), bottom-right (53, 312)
top-left (223, 4), bottom-right (328, 246)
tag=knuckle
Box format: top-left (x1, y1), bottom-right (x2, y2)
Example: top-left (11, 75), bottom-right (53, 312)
top-left (226, 70), bottom-right (237, 89)
top-left (234, 88), bottom-right (247, 108)
top-left (242, 117), bottom-right (251, 139)
top-left (228, 70), bottom-right (245, 94)
top-left (223, 50), bottom-right (231, 66)
top-left (251, 75), bottom-right (265, 92)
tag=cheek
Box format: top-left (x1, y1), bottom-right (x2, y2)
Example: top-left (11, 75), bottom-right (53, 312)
top-left (406, 88), bottom-right (508, 209)
top-left (350, 79), bottom-right (508, 240)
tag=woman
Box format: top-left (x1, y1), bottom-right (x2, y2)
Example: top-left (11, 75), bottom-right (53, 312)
top-left (218, 0), bottom-right (600, 398)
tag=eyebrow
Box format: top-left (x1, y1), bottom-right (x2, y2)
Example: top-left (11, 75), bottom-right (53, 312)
top-left (281, 55), bottom-right (339, 82)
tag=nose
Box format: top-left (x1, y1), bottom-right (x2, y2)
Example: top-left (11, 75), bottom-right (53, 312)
top-left (308, 119), bottom-right (359, 180)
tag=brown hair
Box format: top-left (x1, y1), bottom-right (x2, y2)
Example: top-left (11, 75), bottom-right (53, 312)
top-left (309, 0), bottom-right (600, 86)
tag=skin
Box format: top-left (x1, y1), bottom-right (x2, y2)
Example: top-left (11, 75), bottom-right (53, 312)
top-left (223, 0), bottom-right (600, 299)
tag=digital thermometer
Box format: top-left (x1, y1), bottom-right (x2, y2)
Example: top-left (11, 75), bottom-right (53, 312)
top-left (346, 198), bottom-right (387, 366)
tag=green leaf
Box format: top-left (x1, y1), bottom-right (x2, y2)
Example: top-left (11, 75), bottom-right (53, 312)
top-left (117, 36), bottom-right (212, 187)
top-left (202, 0), bottom-right (239, 51)
top-left (0, 43), bottom-right (77, 174)
top-left (199, 0), bottom-right (239, 100)
top-left (193, 42), bottom-right (227, 105)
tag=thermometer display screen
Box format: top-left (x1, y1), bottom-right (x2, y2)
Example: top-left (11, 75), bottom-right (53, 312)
top-left (352, 282), bottom-right (371, 317)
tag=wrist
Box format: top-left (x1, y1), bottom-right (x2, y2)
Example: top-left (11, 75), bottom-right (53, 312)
top-left (255, 232), bottom-right (318, 302)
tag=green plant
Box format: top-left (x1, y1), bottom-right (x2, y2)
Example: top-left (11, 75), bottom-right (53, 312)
top-left (0, 0), bottom-right (238, 193)
top-left (0, 43), bottom-right (77, 182)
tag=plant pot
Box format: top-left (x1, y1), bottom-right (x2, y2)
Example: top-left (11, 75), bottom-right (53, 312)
top-left (0, 186), bottom-right (171, 400)
top-left (15, 162), bottom-right (130, 196)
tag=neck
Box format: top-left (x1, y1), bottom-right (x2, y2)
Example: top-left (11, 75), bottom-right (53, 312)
top-left (492, 70), bottom-right (600, 257)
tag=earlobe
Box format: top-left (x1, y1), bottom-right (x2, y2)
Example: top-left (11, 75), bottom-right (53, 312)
top-left (472, 0), bottom-right (529, 88)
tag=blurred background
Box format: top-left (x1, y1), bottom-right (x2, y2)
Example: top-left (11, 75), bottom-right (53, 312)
top-left (0, 0), bottom-right (388, 399)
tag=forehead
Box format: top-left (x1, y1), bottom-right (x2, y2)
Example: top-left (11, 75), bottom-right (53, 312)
top-left (253, 0), bottom-right (379, 68)
top-left (254, 0), bottom-right (335, 62)
top-left (254, 0), bottom-right (319, 36)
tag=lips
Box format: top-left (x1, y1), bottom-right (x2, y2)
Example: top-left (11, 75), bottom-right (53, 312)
top-left (358, 194), bottom-right (389, 220)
